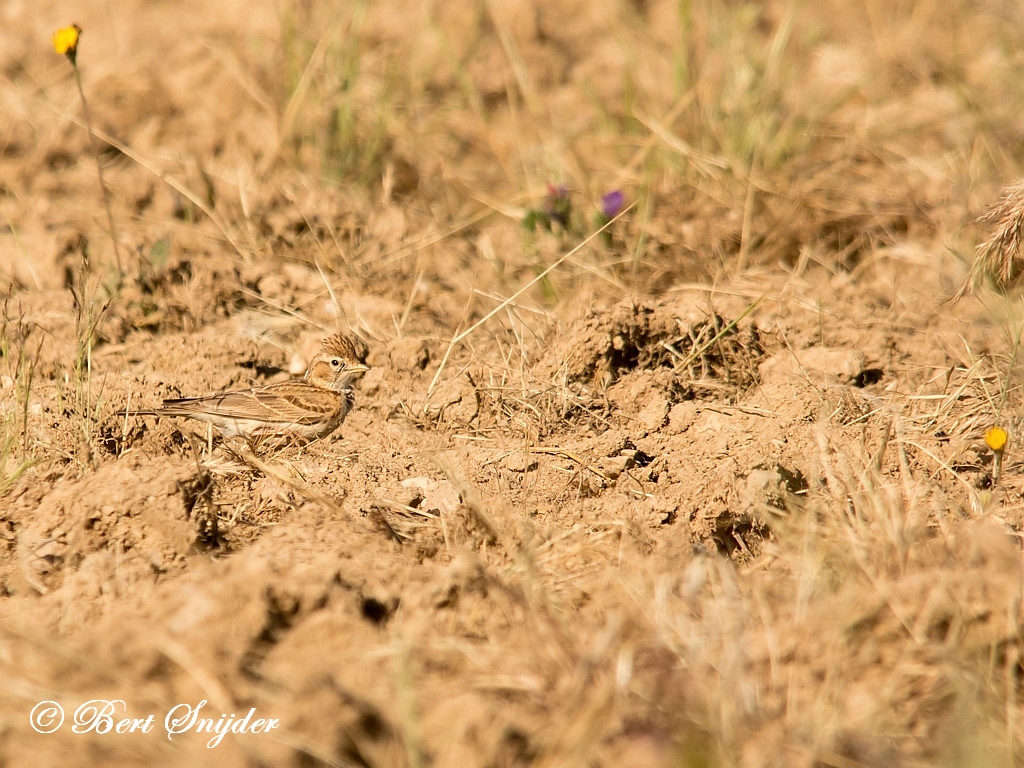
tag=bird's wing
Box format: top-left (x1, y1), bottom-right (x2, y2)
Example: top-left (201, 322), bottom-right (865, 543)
top-left (161, 383), bottom-right (337, 425)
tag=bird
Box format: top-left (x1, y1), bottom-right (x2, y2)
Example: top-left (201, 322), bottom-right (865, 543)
top-left (121, 333), bottom-right (369, 444)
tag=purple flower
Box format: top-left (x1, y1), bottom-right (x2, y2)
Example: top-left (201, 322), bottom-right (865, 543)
top-left (601, 189), bottom-right (624, 219)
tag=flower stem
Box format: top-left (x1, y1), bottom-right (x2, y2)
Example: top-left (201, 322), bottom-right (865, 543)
top-left (71, 61), bottom-right (123, 277)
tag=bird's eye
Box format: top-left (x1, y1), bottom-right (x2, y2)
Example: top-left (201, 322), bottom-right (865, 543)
top-left (330, 358), bottom-right (342, 368)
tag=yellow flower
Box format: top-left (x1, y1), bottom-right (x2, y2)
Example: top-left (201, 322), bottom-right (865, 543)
top-left (985, 426), bottom-right (1008, 453)
top-left (52, 24), bottom-right (81, 61)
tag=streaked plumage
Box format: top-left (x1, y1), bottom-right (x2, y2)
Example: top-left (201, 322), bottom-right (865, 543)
top-left (125, 334), bottom-right (369, 443)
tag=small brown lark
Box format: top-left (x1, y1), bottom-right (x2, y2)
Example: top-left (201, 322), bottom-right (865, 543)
top-left (124, 334), bottom-right (369, 444)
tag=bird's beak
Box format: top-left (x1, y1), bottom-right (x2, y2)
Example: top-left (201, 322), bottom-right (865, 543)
top-left (348, 363), bottom-right (371, 376)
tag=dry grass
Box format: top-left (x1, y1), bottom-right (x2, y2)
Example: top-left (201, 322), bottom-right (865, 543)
top-left (959, 181), bottom-right (1024, 298)
top-left (3, 0), bottom-right (1024, 766)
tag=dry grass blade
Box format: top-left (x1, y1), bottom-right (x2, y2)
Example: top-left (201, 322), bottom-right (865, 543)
top-left (671, 296), bottom-right (763, 372)
top-left (223, 443), bottom-right (400, 543)
top-left (519, 446), bottom-right (611, 481)
top-left (433, 455), bottom-right (502, 546)
top-left (426, 205), bottom-right (635, 399)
